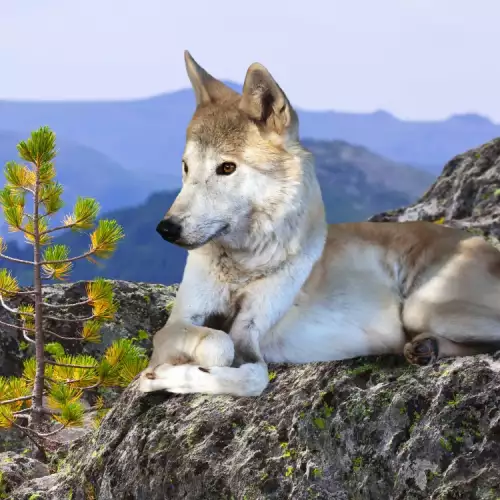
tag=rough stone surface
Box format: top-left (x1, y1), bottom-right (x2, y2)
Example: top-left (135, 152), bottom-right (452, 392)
top-left (8, 139), bottom-right (500, 499)
top-left (369, 137), bottom-right (500, 243)
top-left (9, 356), bottom-right (500, 500)
top-left (0, 451), bottom-right (49, 498)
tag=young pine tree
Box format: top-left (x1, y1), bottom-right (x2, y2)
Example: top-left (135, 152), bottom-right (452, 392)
top-left (0, 126), bottom-right (149, 459)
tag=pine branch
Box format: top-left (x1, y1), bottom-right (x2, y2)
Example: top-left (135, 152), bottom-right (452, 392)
top-left (42, 298), bottom-right (91, 309)
top-left (0, 318), bottom-right (26, 330)
top-left (22, 330), bottom-right (35, 344)
top-left (13, 420), bottom-right (66, 438)
top-left (41, 248), bottom-right (94, 266)
top-left (41, 216), bottom-right (89, 235)
top-left (44, 359), bottom-right (96, 369)
top-left (12, 408), bottom-right (32, 418)
top-left (0, 287), bottom-right (35, 295)
top-left (0, 252), bottom-right (35, 265)
top-left (9, 420), bottom-right (48, 459)
top-left (46, 330), bottom-right (87, 341)
top-left (0, 394), bottom-right (33, 405)
top-left (0, 318), bottom-right (81, 342)
top-left (0, 295), bottom-right (20, 314)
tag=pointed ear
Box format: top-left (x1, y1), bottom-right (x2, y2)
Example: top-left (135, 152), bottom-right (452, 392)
top-left (239, 63), bottom-right (298, 138)
top-left (184, 50), bottom-right (239, 107)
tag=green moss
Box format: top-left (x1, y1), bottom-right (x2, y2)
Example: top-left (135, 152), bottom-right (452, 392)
top-left (136, 329), bottom-right (149, 341)
top-left (426, 470), bottom-right (442, 481)
top-left (352, 456), bottom-right (363, 472)
top-left (0, 472), bottom-right (7, 500)
top-left (268, 371), bottom-right (277, 382)
top-left (439, 437), bottom-right (452, 452)
top-left (322, 403), bottom-right (333, 418)
top-left (409, 412), bottom-right (421, 433)
top-left (446, 393), bottom-right (464, 407)
top-left (165, 301), bottom-right (175, 314)
top-left (347, 400), bottom-right (373, 421)
top-left (285, 466), bottom-right (294, 477)
top-left (311, 468), bottom-right (323, 479)
top-left (313, 417), bottom-right (326, 430)
top-left (263, 422), bottom-right (276, 433)
top-left (279, 442), bottom-right (297, 459)
top-left (347, 362), bottom-right (379, 377)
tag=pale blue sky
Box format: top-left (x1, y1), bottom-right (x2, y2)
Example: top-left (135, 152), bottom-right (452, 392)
top-left (1, 0), bottom-right (499, 121)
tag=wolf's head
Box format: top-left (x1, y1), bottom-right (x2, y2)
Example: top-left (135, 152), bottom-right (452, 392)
top-left (157, 51), bottom-right (315, 251)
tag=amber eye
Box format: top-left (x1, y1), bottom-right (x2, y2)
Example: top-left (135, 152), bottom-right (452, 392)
top-left (182, 160), bottom-right (188, 175)
top-left (216, 162), bottom-right (237, 176)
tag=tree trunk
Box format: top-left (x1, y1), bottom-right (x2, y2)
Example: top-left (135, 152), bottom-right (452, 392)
top-left (30, 157), bottom-right (46, 461)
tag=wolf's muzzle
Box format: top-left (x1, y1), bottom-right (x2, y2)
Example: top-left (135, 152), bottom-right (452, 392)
top-left (156, 217), bottom-right (182, 243)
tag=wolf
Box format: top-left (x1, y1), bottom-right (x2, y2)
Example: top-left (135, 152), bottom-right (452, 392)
top-left (138, 51), bottom-right (500, 397)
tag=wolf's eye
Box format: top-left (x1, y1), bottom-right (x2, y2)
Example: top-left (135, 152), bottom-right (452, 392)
top-left (182, 161), bottom-right (188, 175)
top-left (216, 162), bottom-right (237, 176)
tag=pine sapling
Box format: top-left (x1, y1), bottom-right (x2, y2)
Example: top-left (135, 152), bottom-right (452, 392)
top-left (0, 126), bottom-right (148, 460)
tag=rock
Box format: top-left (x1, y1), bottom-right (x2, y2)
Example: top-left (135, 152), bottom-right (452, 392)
top-left (9, 356), bottom-right (500, 500)
top-left (8, 139), bottom-right (500, 499)
top-left (0, 451), bottom-right (49, 497)
top-left (0, 280), bottom-right (177, 378)
top-left (369, 138), bottom-right (500, 241)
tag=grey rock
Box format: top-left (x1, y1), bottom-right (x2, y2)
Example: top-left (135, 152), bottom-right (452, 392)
top-left (0, 451), bottom-right (49, 497)
top-left (369, 138), bottom-right (500, 241)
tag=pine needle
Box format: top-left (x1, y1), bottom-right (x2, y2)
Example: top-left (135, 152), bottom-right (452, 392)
top-left (0, 268), bottom-right (20, 297)
top-left (42, 245), bottom-right (72, 280)
top-left (89, 219), bottom-right (124, 259)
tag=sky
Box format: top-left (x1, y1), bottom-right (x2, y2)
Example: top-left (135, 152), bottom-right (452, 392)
top-left (1, 0), bottom-right (499, 122)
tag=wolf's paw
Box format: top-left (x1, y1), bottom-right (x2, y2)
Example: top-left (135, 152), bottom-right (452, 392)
top-left (193, 330), bottom-right (235, 368)
top-left (138, 371), bottom-right (158, 393)
top-left (404, 337), bottom-right (438, 366)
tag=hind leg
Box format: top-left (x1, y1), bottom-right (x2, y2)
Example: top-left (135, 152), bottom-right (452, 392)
top-left (404, 332), bottom-right (494, 366)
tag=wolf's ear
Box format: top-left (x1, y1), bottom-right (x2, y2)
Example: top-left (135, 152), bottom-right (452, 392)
top-left (239, 63), bottom-right (298, 138)
top-left (184, 50), bottom-right (238, 107)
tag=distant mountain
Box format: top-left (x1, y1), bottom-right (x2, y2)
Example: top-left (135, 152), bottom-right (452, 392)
top-left (0, 131), bottom-right (177, 239)
top-left (4, 139), bottom-right (434, 286)
top-left (1, 83), bottom-right (499, 175)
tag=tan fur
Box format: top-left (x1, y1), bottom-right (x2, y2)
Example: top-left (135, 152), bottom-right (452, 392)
top-left (139, 52), bottom-right (500, 397)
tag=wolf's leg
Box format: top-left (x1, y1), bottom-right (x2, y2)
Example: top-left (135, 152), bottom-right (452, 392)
top-left (138, 361), bottom-right (268, 397)
top-left (403, 299), bottom-right (500, 366)
top-left (143, 322), bottom-right (235, 377)
top-left (403, 332), bottom-right (497, 366)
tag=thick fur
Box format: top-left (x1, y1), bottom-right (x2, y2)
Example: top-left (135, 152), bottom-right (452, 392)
top-left (139, 51), bottom-right (500, 397)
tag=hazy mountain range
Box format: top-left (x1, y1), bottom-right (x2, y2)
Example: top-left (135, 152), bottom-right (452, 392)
top-left (2, 82), bottom-right (499, 178)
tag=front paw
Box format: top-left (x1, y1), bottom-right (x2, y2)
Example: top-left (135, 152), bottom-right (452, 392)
top-left (138, 371), bottom-right (158, 393)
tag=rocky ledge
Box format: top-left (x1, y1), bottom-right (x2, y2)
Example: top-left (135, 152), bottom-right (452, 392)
top-left (6, 138), bottom-right (500, 500)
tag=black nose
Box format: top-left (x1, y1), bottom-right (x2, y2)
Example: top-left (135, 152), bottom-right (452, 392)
top-left (156, 217), bottom-right (182, 242)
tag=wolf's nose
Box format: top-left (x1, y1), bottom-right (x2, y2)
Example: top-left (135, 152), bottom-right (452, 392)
top-left (156, 217), bottom-right (182, 242)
